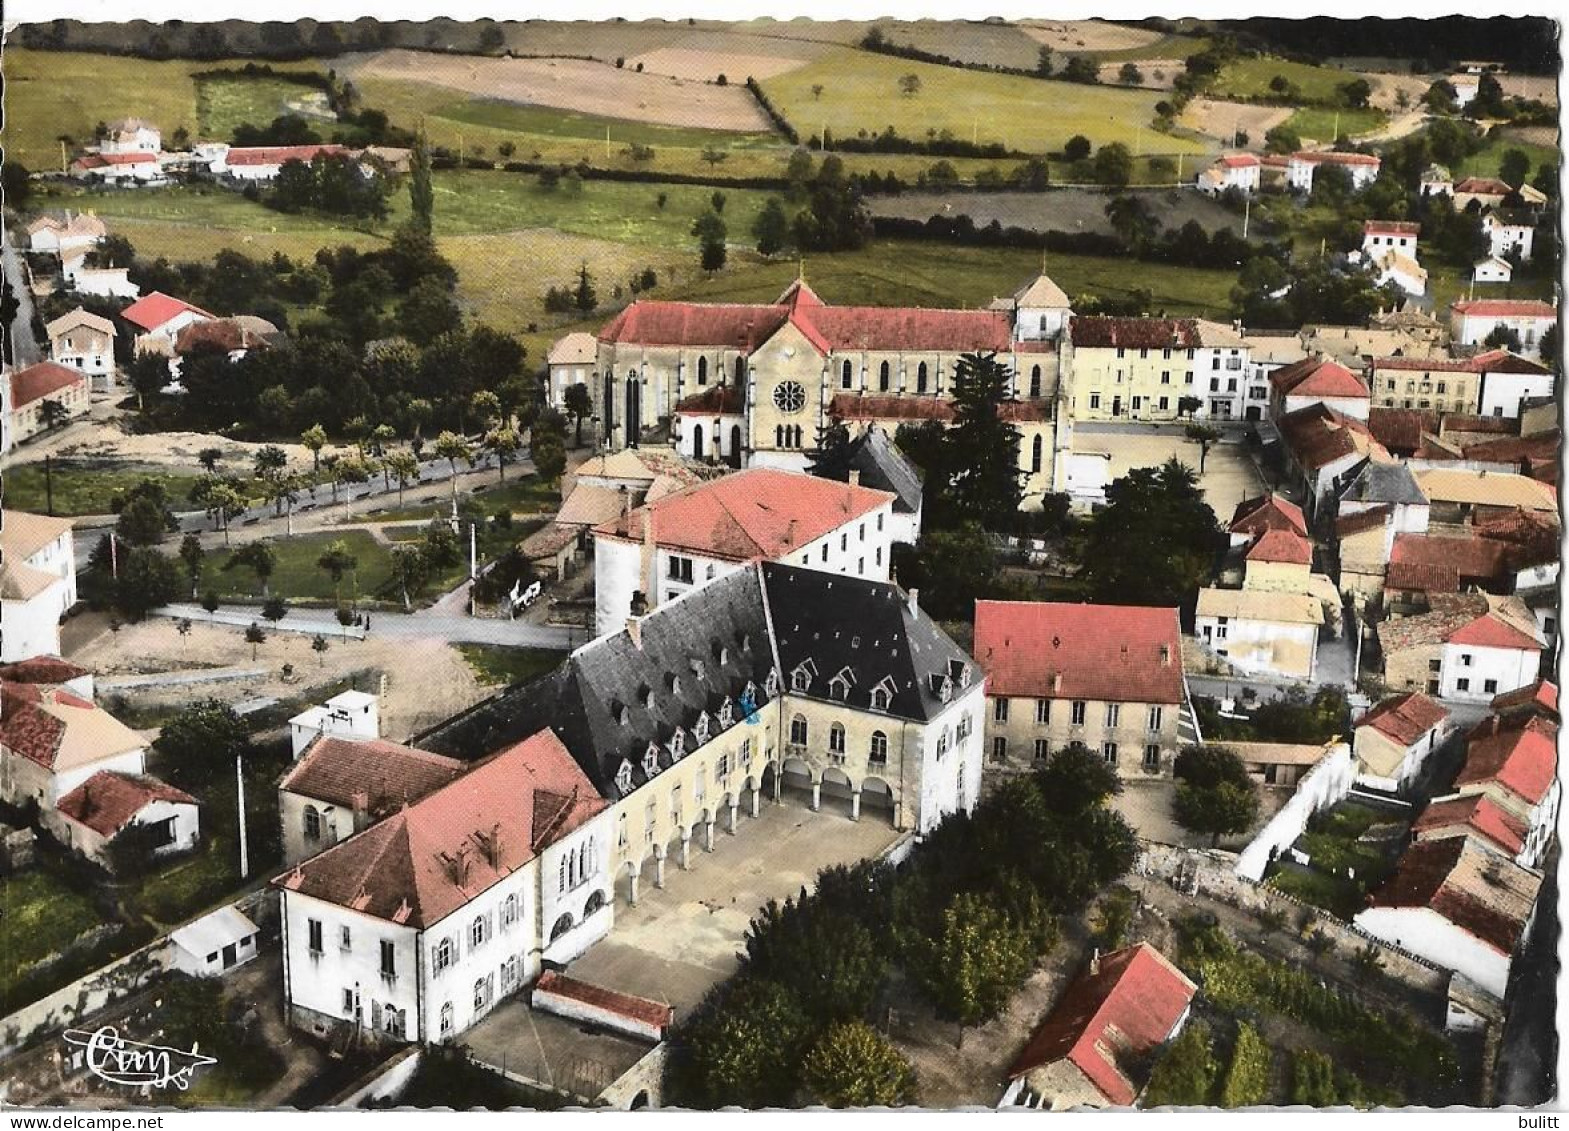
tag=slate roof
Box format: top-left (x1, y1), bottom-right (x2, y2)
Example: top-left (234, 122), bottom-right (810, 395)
top-left (416, 564), bottom-right (972, 801)
top-left (1007, 944), bottom-right (1197, 1107)
top-left (1337, 459), bottom-right (1427, 507)
top-left (1356, 692), bottom-right (1448, 747)
top-left (815, 427), bottom-right (924, 516)
top-left (1365, 835), bottom-right (1540, 956)
top-left (274, 729), bottom-right (607, 928)
top-left (974, 601), bottom-right (1184, 705)
top-left (56, 771), bottom-right (196, 838)
top-left (280, 737), bottom-right (466, 819)
top-left (9, 362), bottom-right (87, 409)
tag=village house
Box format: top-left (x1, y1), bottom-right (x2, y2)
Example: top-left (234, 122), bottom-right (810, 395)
top-left (1362, 220), bottom-right (1419, 258)
top-left (275, 728), bottom-right (616, 1045)
top-left (1237, 331), bottom-right (1307, 420)
top-left (1227, 493), bottom-right (1309, 549)
top-left (547, 331), bottom-right (598, 411)
top-left (1195, 152), bottom-right (1261, 195)
top-left (1481, 210), bottom-right (1536, 263)
top-left (45, 308), bottom-right (118, 390)
top-left (0, 657), bottom-right (95, 700)
top-left (1331, 461), bottom-right (1430, 598)
top-left (1412, 467), bottom-right (1557, 525)
top-left (1451, 176), bottom-right (1511, 213)
top-left (1286, 150), bottom-right (1381, 192)
top-left (972, 601), bottom-right (1188, 778)
top-left (1449, 299), bottom-right (1556, 360)
top-left (51, 770), bottom-right (200, 871)
top-left (59, 252), bottom-right (140, 301)
top-left (414, 562), bottom-right (987, 906)
top-left (1194, 587), bottom-right (1324, 680)
top-left (1276, 403), bottom-right (1391, 520)
top-left (289, 689), bottom-right (381, 758)
top-left (279, 735), bottom-right (466, 865)
top-left (591, 466), bottom-right (896, 638)
top-left (1370, 349), bottom-right (1553, 417)
top-left (166, 316), bottom-right (281, 385)
top-left (4, 362), bottom-right (90, 450)
top-left (99, 118), bottom-right (162, 154)
top-left (0, 678), bottom-right (148, 809)
top-left (70, 152), bottom-right (167, 186)
top-left (25, 211), bottom-right (106, 255)
top-left (1447, 74), bottom-right (1481, 107)
top-left (120, 291), bottom-right (215, 356)
top-left (1473, 256), bottom-right (1513, 285)
top-left (1354, 834), bottom-right (1540, 1000)
top-left (1448, 701), bottom-right (1559, 868)
top-left (1065, 315), bottom-right (1249, 423)
top-left (208, 143), bottom-right (349, 181)
top-left (1419, 164), bottom-right (1453, 198)
top-left (1299, 319), bottom-right (1450, 371)
top-left (1001, 943), bottom-right (1197, 1110)
top-left (591, 276), bottom-right (1066, 489)
top-left (1377, 592), bottom-right (1543, 703)
top-left (1269, 355), bottom-right (1371, 423)
top-left (0, 511), bottom-right (79, 663)
top-left (1412, 794), bottom-right (1529, 868)
top-left (1352, 691), bottom-right (1451, 792)
top-left (1366, 247), bottom-right (1428, 299)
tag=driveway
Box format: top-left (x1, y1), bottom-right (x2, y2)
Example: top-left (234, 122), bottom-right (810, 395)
top-left (564, 798), bottom-right (903, 1022)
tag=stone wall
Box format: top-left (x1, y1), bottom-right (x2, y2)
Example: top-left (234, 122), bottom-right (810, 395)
top-left (1235, 743), bottom-right (1354, 881)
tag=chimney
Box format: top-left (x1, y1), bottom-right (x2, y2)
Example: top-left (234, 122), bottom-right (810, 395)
top-left (627, 612), bottom-right (644, 651)
top-left (1052, 672), bottom-right (1063, 694)
top-left (787, 518), bottom-right (799, 546)
top-left (640, 507), bottom-right (656, 608)
top-left (849, 469), bottom-right (861, 487)
top-left (1089, 947), bottom-right (1101, 976)
top-left (351, 789), bottom-right (370, 831)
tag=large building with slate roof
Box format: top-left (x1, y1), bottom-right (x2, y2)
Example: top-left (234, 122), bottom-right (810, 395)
top-left (418, 561), bottom-right (985, 904)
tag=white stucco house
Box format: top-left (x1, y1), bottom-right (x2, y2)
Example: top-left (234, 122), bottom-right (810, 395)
top-left (1362, 220), bottom-right (1419, 258)
top-left (289, 689), bottom-right (381, 759)
top-left (50, 770), bottom-right (200, 870)
top-left (100, 118), bottom-right (162, 154)
top-left (26, 212), bottom-right (107, 255)
top-left (1482, 212), bottom-right (1535, 263)
top-left (46, 308), bottom-right (118, 388)
top-left (1194, 587), bottom-right (1323, 681)
top-left (1450, 299), bottom-right (1556, 360)
top-left (120, 291), bottom-right (215, 357)
top-left (1287, 151), bottom-right (1381, 192)
top-left (1196, 153), bottom-right (1261, 196)
top-left (170, 905), bottom-right (262, 978)
top-left (0, 511), bottom-right (79, 664)
top-left (547, 332), bottom-right (598, 410)
top-left (70, 152), bottom-right (167, 186)
top-left (0, 680), bottom-right (148, 810)
top-left (61, 254), bottom-right (141, 300)
top-left (1473, 257), bottom-right (1514, 285)
top-left (275, 729), bottom-right (615, 1045)
top-left (1351, 691), bottom-right (1451, 792)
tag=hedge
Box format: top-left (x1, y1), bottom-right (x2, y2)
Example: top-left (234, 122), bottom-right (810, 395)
top-left (1218, 1022), bottom-right (1271, 1107)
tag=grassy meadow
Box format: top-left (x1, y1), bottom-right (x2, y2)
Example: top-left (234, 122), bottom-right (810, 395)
top-left (1284, 106), bottom-right (1388, 144)
top-left (1211, 55), bottom-right (1363, 103)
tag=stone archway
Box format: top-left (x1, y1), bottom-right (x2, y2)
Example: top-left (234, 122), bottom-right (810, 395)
top-left (779, 757), bottom-right (814, 808)
top-left (819, 766), bottom-right (855, 819)
top-left (860, 776), bottom-right (897, 825)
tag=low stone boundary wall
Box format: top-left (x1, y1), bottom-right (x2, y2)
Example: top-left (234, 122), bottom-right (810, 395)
top-left (328, 1046), bottom-right (422, 1108)
top-left (531, 971), bottom-right (670, 1043)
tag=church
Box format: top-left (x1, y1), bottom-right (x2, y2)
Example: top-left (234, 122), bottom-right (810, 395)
top-left (586, 273), bottom-right (1075, 507)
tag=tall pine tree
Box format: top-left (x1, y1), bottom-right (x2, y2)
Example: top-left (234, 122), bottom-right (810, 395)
top-left (945, 351), bottom-right (1023, 529)
top-left (806, 419), bottom-right (857, 481)
top-left (409, 131), bottom-right (434, 234)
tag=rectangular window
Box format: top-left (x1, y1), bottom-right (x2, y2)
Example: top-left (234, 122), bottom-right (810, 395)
top-left (993, 697), bottom-right (1010, 723)
top-left (1161, 370), bottom-right (1171, 384)
top-left (1428, 659), bottom-right (1442, 674)
top-left (1105, 703), bottom-right (1121, 728)
top-left (992, 736), bottom-right (1008, 761)
top-left (667, 556), bottom-right (693, 583)
top-left (1461, 654), bottom-right (1473, 667)
top-left (1071, 701), bottom-right (1086, 726)
top-left (339, 925), bottom-right (352, 951)
top-left (741, 738), bottom-right (753, 765)
top-left (1035, 698), bottom-right (1050, 725)
top-left (380, 940), bottom-right (395, 978)
top-left (1034, 739), bottom-right (1049, 762)
top-left (1102, 742), bottom-right (1119, 766)
top-left (1159, 397), bottom-right (1169, 411)
top-left (1089, 392), bottom-right (1102, 410)
top-left (1148, 706), bottom-right (1164, 732)
top-left (1484, 679), bottom-right (1498, 694)
top-left (645, 800), bottom-right (657, 843)
top-left (617, 812), bottom-right (628, 848)
top-left (1456, 678), bottom-right (1471, 692)
top-left (821, 544), bottom-right (828, 562)
top-left (717, 753), bottom-right (729, 778)
top-left (1143, 745), bottom-right (1161, 771)
top-left (308, 919), bottom-right (323, 954)
top-left (841, 532), bottom-right (848, 552)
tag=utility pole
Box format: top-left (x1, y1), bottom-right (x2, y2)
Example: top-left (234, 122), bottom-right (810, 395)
top-left (1243, 194), bottom-right (1251, 239)
top-left (236, 752), bottom-right (250, 880)
top-left (1333, 111), bottom-right (1340, 143)
top-left (109, 530), bottom-right (118, 580)
top-left (605, 125), bottom-right (611, 160)
top-left (44, 454), bottom-right (54, 515)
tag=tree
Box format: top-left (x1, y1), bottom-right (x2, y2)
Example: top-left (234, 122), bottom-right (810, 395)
top-left (225, 541), bottom-right (278, 597)
top-left (530, 427), bottom-right (567, 485)
top-left (262, 596), bottom-right (289, 624)
top-left (244, 622), bottom-right (268, 661)
top-left (897, 73), bottom-right (922, 97)
top-left (1337, 77), bottom-right (1372, 109)
top-left (1063, 134), bottom-right (1092, 162)
top-left (1119, 62), bottom-right (1145, 85)
top-left (433, 431), bottom-right (473, 501)
top-left (1060, 56), bottom-right (1100, 84)
top-left (1423, 79), bottom-right (1458, 115)
top-left (484, 426), bottom-right (521, 481)
top-left (945, 352), bottom-right (1023, 528)
top-left (1104, 194), bottom-right (1161, 252)
top-left (907, 890), bottom-right (1037, 1030)
top-left (1, 160), bottom-right (32, 212)
top-left (752, 198), bottom-right (791, 257)
top-left (191, 478), bottom-right (246, 545)
top-left (805, 419), bottom-right (857, 482)
top-left (573, 263), bottom-right (598, 312)
top-left (38, 399), bottom-right (70, 431)
top-left (692, 209), bottom-right (728, 272)
top-left (1144, 1021), bottom-right (1218, 1106)
top-left (317, 539), bottom-right (359, 606)
top-left (155, 699), bottom-right (251, 791)
top-left (1498, 148), bottom-right (1531, 190)
top-left (384, 449), bottom-right (420, 506)
top-left (114, 548), bottom-right (182, 619)
top-left (743, 897), bottom-right (886, 1023)
top-left (1093, 143), bottom-right (1134, 189)
top-left (1173, 745), bottom-right (1259, 845)
top-left (1034, 743), bottom-right (1122, 815)
top-left (253, 444), bottom-right (289, 500)
top-left (312, 633), bottom-right (330, 666)
top-left (409, 131), bottom-right (434, 233)
top-left (1081, 459), bottom-right (1221, 608)
top-left (390, 543), bottom-right (430, 611)
top-left (399, 277), bottom-right (462, 346)
top-left (125, 352), bottom-right (167, 411)
top-left (202, 589), bottom-right (221, 616)
top-left (893, 523), bottom-right (998, 622)
top-left (199, 448), bottom-right (223, 473)
top-left (1483, 323), bottom-right (1523, 352)
top-left (470, 390), bottom-right (502, 431)
top-left (677, 978), bottom-right (809, 1108)
top-left (564, 383), bottom-right (593, 447)
top-left (1264, 124), bottom-right (1301, 154)
top-left (1184, 422), bottom-right (1222, 472)
top-left (115, 484), bottom-right (175, 547)
top-left (179, 534), bottom-right (205, 599)
top-left (301, 424), bottom-right (327, 473)
top-left (801, 1022), bottom-right (917, 1108)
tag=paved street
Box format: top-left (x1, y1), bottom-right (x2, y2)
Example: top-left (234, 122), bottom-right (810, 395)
top-left (1, 228), bottom-right (44, 367)
top-left (152, 597), bottom-right (578, 649)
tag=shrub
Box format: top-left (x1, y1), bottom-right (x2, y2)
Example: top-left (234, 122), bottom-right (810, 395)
top-left (1219, 1022), bottom-right (1270, 1107)
top-left (1143, 1021), bottom-right (1218, 1107)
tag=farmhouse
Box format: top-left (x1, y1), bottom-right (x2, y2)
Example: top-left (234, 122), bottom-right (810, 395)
top-left (590, 466), bottom-right (895, 637)
top-left (99, 118), bottom-right (162, 154)
top-left (1449, 299), bottom-right (1556, 360)
top-left (1366, 248), bottom-right (1427, 299)
top-left (1286, 150), bottom-right (1381, 192)
top-left (1352, 691), bottom-right (1450, 792)
top-left (45, 308), bottom-right (117, 390)
top-left (1001, 944), bottom-right (1197, 1110)
top-left (1195, 152), bottom-right (1261, 196)
top-left (1269, 355), bottom-right (1371, 422)
top-left (1377, 592), bottom-right (1542, 703)
top-left (4, 362), bottom-right (90, 451)
top-left (120, 291), bottom-right (215, 356)
top-left (1481, 211), bottom-right (1536, 263)
top-left (972, 600), bottom-right (1187, 778)
top-left (1354, 834), bottom-right (1540, 1000)
top-left (209, 143), bottom-right (349, 181)
top-left (25, 211), bottom-right (106, 255)
top-left (1362, 220), bottom-right (1419, 257)
top-left (1451, 176), bottom-right (1511, 213)
top-left (275, 728), bottom-right (616, 1045)
top-left (70, 152), bottom-right (167, 186)
top-left (51, 770), bottom-right (200, 871)
top-left (0, 510), bottom-right (79, 663)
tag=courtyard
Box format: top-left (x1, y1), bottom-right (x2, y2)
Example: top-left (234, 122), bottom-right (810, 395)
top-left (1072, 425), bottom-right (1269, 519)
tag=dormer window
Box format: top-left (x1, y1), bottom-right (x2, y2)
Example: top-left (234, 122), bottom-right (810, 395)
top-left (610, 699), bottom-right (627, 725)
top-left (666, 673), bottom-right (682, 697)
top-left (948, 659), bottom-right (972, 688)
top-left (691, 657), bottom-right (706, 681)
top-left (791, 659), bottom-right (817, 693)
top-left (929, 673), bottom-right (954, 703)
top-left (642, 744), bottom-right (661, 778)
top-left (638, 684), bottom-right (655, 711)
top-left (829, 666), bottom-right (856, 701)
top-left (744, 679), bottom-right (761, 708)
top-left (616, 761), bottom-right (634, 796)
top-left (870, 676), bottom-right (897, 712)
top-left (765, 669), bottom-right (781, 697)
top-left (669, 728), bottom-right (686, 759)
top-left (718, 698), bottom-right (735, 728)
top-left (693, 712), bottom-right (711, 744)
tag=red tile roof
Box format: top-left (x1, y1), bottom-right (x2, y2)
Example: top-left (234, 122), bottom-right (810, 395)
top-left (594, 467), bottom-right (892, 562)
top-left (1489, 679), bottom-right (1557, 719)
top-left (1454, 177), bottom-right (1512, 195)
top-left (120, 291), bottom-right (213, 332)
top-left (534, 970), bottom-right (672, 1030)
top-left (1356, 691), bottom-right (1448, 747)
top-left (1447, 611), bottom-right (1542, 651)
top-left (1294, 150), bottom-right (1380, 166)
top-left (1229, 494), bottom-right (1308, 539)
top-left (1385, 532), bottom-right (1509, 593)
top-left (1414, 794), bottom-right (1527, 858)
top-left (0, 657), bottom-right (92, 685)
top-left (1270, 355), bottom-right (1370, 400)
top-left (1069, 316), bottom-right (1201, 351)
top-left (974, 601), bottom-right (1184, 706)
top-left (1218, 154), bottom-right (1260, 168)
top-left (827, 392), bottom-right (1051, 425)
top-left (1372, 349), bottom-right (1548, 375)
top-left (73, 153), bottom-right (160, 168)
top-left (1245, 528), bottom-right (1312, 565)
top-left (1367, 408), bottom-right (1433, 454)
top-left (8, 362), bottom-right (86, 409)
top-left (280, 736), bottom-right (466, 818)
top-left (55, 771), bottom-right (196, 838)
top-left (1456, 714), bottom-right (1558, 806)
top-left (1451, 299), bottom-right (1556, 320)
top-left (1277, 404), bottom-right (1386, 470)
top-left (1365, 835), bottom-right (1538, 955)
top-left (173, 317), bottom-right (274, 355)
top-left (1365, 220), bottom-right (1421, 236)
top-left (225, 144), bottom-right (346, 167)
top-left (275, 729), bottom-right (608, 928)
top-left (1007, 943), bottom-right (1197, 1106)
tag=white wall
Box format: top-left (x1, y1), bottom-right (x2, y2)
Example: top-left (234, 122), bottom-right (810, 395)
top-left (1195, 616), bottom-right (1318, 680)
top-left (537, 811), bottom-right (615, 961)
top-left (283, 893), bottom-right (423, 1042)
top-left (1478, 370), bottom-right (1555, 418)
top-left (1438, 641), bottom-right (1540, 702)
top-left (1236, 743), bottom-right (1354, 881)
top-left (1455, 315), bottom-right (1554, 360)
top-left (594, 536), bottom-right (646, 639)
top-left (0, 590), bottom-right (65, 663)
top-left (914, 684), bottom-right (986, 836)
top-left (1485, 221), bottom-right (1535, 263)
top-left (1473, 260), bottom-right (1512, 284)
top-left (1283, 393), bottom-right (1370, 422)
top-left (1353, 906), bottom-right (1511, 998)
top-left (51, 749), bottom-right (146, 806)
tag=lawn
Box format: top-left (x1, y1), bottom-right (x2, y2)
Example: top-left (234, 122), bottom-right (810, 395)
top-left (196, 72), bottom-right (336, 141)
top-left (1427, 261), bottom-right (1557, 321)
top-left (131, 837), bottom-right (246, 928)
top-left (0, 871), bottom-right (102, 992)
top-left (1266, 801), bottom-right (1404, 919)
top-left (1284, 105), bottom-right (1388, 145)
top-left (1453, 136), bottom-right (1559, 181)
top-left (364, 473), bottom-right (561, 524)
top-left (1211, 56), bottom-right (1362, 104)
top-left (761, 49), bottom-right (1211, 156)
top-left (200, 529), bottom-right (394, 604)
top-left (432, 98), bottom-right (779, 152)
top-left (0, 460), bottom-right (204, 517)
top-left (456, 643), bottom-right (567, 688)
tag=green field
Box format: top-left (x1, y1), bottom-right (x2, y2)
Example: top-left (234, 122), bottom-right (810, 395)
top-left (1454, 136), bottom-right (1559, 181)
top-left (0, 872), bottom-right (101, 993)
top-left (200, 529), bottom-right (394, 603)
top-left (761, 49), bottom-right (1210, 156)
top-left (1211, 56), bottom-right (1363, 103)
top-left (196, 73), bottom-right (337, 140)
top-left (456, 643), bottom-right (567, 687)
top-left (432, 98), bottom-right (779, 152)
top-left (0, 461), bottom-right (205, 517)
top-left (1284, 106), bottom-right (1388, 144)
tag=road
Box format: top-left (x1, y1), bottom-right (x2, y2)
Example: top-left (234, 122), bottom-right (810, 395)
top-left (1, 227), bottom-right (43, 367)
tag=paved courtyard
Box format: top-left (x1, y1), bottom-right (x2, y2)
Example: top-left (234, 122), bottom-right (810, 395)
top-left (567, 798), bottom-right (904, 1021)
top-left (1072, 428), bottom-right (1268, 519)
